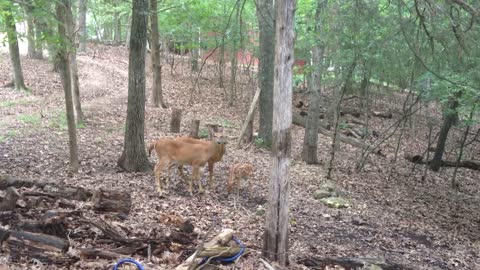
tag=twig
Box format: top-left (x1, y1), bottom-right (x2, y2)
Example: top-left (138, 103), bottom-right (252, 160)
top-left (260, 258), bottom-right (276, 270)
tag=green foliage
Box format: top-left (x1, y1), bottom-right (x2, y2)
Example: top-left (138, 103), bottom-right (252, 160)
top-left (17, 114), bottom-right (41, 125)
top-left (199, 128), bottom-right (209, 138)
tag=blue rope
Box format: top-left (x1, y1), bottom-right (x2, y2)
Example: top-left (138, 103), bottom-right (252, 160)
top-left (113, 258), bottom-right (145, 270)
top-left (199, 236), bottom-right (245, 265)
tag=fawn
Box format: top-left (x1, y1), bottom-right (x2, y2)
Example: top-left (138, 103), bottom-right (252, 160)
top-left (227, 162), bottom-right (254, 197)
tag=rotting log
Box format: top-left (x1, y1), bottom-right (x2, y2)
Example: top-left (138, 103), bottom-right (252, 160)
top-left (0, 228), bottom-right (77, 266)
top-left (92, 189), bottom-right (132, 214)
top-left (405, 154), bottom-right (480, 171)
top-left (0, 176), bottom-right (92, 201)
top-left (297, 256), bottom-right (412, 270)
top-left (293, 112), bottom-right (382, 154)
top-left (18, 212), bottom-right (68, 238)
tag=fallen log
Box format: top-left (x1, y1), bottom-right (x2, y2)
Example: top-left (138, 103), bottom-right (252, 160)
top-left (0, 228), bottom-right (77, 266)
top-left (293, 112), bottom-right (382, 154)
top-left (18, 212), bottom-right (68, 238)
top-left (0, 176), bottom-right (132, 214)
top-left (405, 154), bottom-right (480, 171)
top-left (297, 256), bottom-right (412, 270)
top-left (0, 176), bottom-right (91, 201)
top-left (92, 189), bottom-right (132, 215)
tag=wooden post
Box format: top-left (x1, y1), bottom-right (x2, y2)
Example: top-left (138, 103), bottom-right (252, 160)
top-left (236, 87), bottom-right (261, 148)
top-left (170, 108), bottom-right (182, 133)
top-left (189, 119), bottom-right (200, 138)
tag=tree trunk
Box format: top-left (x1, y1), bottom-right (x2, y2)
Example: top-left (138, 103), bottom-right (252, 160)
top-left (56, 0), bottom-right (79, 174)
top-left (302, 0), bottom-right (325, 164)
top-left (117, 0), bottom-right (151, 172)
top-left (256, 0), bottom-right (275, 148)
top-left (149, 0), bottom-right (167, 108)
top-left (26, 13), bottom-right (36, 58)
top-left (263, 0), bottom-right (295, 266)
top-left (125, 14), bottom-right (132, 49)
top-left (114, 10), bottom-right (122, 42)
top-left (4, 6), bottom-right (28, 92)
top-left (65, 1), bottom-right (85, 125)
top-left (34, 18), bottom-right (44, 59)
top-left (77, 0), bottom-right (87, 52)
top-left (430, 92), bottom-right (461, 172)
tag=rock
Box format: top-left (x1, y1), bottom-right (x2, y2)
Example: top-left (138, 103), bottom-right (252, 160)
top-left (364, 264), bottom-right (383, 270)
top-left (313, 190), bottom-right (331, 200)
top-left (320, 180), bottom-right (336, 192)
top-left (256, 205), bottom-right (266, 216)
top-left (320, 197), bottom-right (351, 208)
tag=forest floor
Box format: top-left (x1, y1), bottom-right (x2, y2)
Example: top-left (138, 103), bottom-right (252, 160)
top-left (0, 44), bottom-right (479, 270)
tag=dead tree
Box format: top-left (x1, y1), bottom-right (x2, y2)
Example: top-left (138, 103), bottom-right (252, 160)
top-left (263, 0), bottom-right (295, 265)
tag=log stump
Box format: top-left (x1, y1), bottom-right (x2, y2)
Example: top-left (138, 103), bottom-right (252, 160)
top-left (170, 108), bottom-right (182, 133)
top-left (92, 189), bottom-right (132, 215)
top-left (189, 119), bottom-right (200, 138)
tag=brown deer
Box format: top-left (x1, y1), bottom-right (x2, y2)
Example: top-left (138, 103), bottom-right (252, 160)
top-left (227, 162), bottom-right (254, 197)
top-left (174, 134), bottom-right (226, 190)
top-left (147, 127), bottom-right (226, 194)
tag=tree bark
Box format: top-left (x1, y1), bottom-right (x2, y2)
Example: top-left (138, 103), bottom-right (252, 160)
top-left (189, 119), bottom-right (200, 138)
top-left (56, 0), bottom-right (79, 174)
top-left (114, 9), bottom-right (122, 42)
top-left (149, 0), bottom-right (167, 108)
top-left (77, 0), bottom-right (87, 52)
top-left (4, 6), bottom-right (28, 92)
top-left (302, 0), bottom-right (325, 164)
top-left (430, 92), bottom-right (461, 171)
top-left (170, 108), bottom-right (182, 133)
top-left (34, 16), bottom-right (44, 59)
top-left (26, 9), bottom-right (36, 58)
top-left (256, 0), bottom-right (275, 147)
top-left (263, 0), bottom-right (295, 266)
top-left (65, 1), bottom-right (85, 125)
top-left (117, 0), bottom-right (151, 172)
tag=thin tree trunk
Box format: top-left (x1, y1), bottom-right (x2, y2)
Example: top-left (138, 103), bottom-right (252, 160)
top-left (65, 4), bottom-right (85, 125)
top-left (326, 60), bottom-right (356, 179)
top-left (117, 0), bottom-right (151, 172)
top-left (77, 0), bottom-right (87, 52)
top-left (256, 0), bottom-right (275, 148)
top-left (451, 98), bottom-right (478, 188)
top-left (26, 14), bottom-right (36, 58)
top-left (263, 0), bottom-right (295, 266)
top-left (149, 0), bottom-right (167, 108)
top-left (125, 14), bottom-right (132, 49)
top-left (430, 91), bottom-right (462, 172)
top-left (302, 0), bottom-right (325, 164)
top-left (34, 18), bottom-right (44, 59)
top-left (218, 35), bottom-right (225, 88)
top-left (114, 10), bottom-right (122, 42)
top-left (4, 6), bottom-right (28, 91)
top-left (422, 123), bottom-right (433, 182)
top-left (56, 0), bottom-right (79, 174)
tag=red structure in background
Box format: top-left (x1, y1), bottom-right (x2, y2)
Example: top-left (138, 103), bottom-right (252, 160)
top-left (202, 31), bottom-right (306, 73)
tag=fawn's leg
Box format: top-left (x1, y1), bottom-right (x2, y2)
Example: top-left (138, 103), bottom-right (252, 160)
top-left (177, 164), bottom-right (188, 180)
top-left (154, 162), bottom-right (164, 193)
